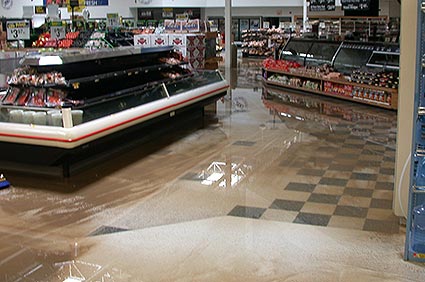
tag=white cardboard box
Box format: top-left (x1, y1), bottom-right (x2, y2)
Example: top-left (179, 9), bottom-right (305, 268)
top-left (133, 34), bottom-right (151, 48)
top-left (169, 34), bottom-right (187, 47)
top-left (150, 34), bottom-right (169, 46)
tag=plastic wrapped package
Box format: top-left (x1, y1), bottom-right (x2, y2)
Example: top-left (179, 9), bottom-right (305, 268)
top-left (2, 88), bottom-right (20, 105)
top-left (46, 89), bottom-right (66, 108)
top-left (27, 88), bottom-right (46, 107)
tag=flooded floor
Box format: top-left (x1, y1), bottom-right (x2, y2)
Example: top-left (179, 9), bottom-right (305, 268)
top-left (0, 60), bottom-right (423, 281)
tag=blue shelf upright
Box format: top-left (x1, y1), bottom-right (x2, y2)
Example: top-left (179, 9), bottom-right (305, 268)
top-left (405, 0), bottom-right (425, 262)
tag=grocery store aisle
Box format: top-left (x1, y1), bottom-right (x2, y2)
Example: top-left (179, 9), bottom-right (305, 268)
top-left (0, 60), bottom-right (421, 281)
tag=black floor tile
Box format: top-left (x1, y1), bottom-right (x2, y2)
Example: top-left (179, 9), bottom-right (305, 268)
top-left (380, 168), bottom-right (395, 175)
top-left (308, 193), bottom-right (341, 204)
top-left (319, 178), bottom-right (348, 187)
top-left (334, 206), bottom-right (368, 218)
top-left (370, 199), bottom-right (393, 209)
top-left (336, 153), bottom-right (359, 160)
top-left (342, 143), bottom-right (363, 149)
top-left (89, 226), bottom-right (130, 236)
top-left (328, 164), bottom-right (355, 172)
top-left (285, 182), bottom-right (316, 193)
top-left (269, 199), bottom-right (305, 211)
top-left (357, 160), bottom-right (382, 167)
top-left (351, 173), bottom-right (378, 181)
top-left (233, 141), bottom-right (256, 147)
top-left (344, 188), bottom-right (374, 197)
top-left (309, 157), bottom-right (334, 166)
top-left (363, 219), bottom-right (400, 234)
top-left (228, 205), bottom-right (266, 219)
top-left (293, 213), bottom-right (331, 226)
top-left (317, 146), bottom-right (337, 153)
top-left (383, 156), bottom-right (396, 162)
top-left (375, 182), bottom-right (394, 190)
top-left (297, 168), bottom-right (326, 177)
top-left (361, 150), bottom-right (384, 156)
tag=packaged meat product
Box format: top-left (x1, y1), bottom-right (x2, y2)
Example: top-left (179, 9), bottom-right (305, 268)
top-left (27, 89), bottom-right (46, 107)
top-left (2, 88), bottom-right (20, 105)
top-left (15, 88), bottom-right (31, 106)
top-left (46, 89), bottom-right (66, 107)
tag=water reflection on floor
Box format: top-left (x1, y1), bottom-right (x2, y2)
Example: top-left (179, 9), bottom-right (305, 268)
top-left (0, 60), bottom-right (417, 282)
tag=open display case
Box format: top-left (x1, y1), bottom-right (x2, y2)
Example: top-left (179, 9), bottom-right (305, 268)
top-left (0, 46), bottom-right (228, 176)
top-left (262, 38), bottom-right (399, 110)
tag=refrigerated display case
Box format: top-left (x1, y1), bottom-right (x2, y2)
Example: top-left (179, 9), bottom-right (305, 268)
top-left (280, 39), bottom-right (340, 66)
top-left (264, 38), bottom-right (399, 109)
top-left (0, 46), bottom-right (228, 176)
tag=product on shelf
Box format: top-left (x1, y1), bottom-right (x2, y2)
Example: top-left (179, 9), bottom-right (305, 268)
top-left (242, 28), bottom-right (289, 58)
top-left (8, 67), bottom-right (66, 87)
top-left (27, 89), bottom-right (46, 107)
top-left (262, 58), bottom-right (301, 72)
top-left (352, 86), bottom-right (391, 105)
top-left (32, 33), bottom-right (51, 48)
top-left (2, 88), bottom-right (20, 105)
top-left (350, 69), bottom-right (399, 89)
top-left (323, 81), bottom-right (353, 97)
top-left (72, 31), bottom-right (94, 48)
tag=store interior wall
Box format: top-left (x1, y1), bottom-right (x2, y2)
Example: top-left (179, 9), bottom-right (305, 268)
top-left (394, 0), bottom-right (417, 218)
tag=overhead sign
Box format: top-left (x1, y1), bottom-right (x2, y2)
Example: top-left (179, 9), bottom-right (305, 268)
top-left (107, 13), bottom-right (120, 28)
top-left (35, 6), bottom-right (47, 14)
top-left (6, 20), bottom-right (30, 41)
top-left (67, 0), bottom-right (85, 12)
top-left (309, 0), bottom-right (336, 11)
top-left (341, 0), bottom-right (371, 10)
top-left (50, 21), bottom-right (66, 39)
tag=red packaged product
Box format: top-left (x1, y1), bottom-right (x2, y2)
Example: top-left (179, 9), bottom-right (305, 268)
top-left (46, 89), bottom-right (66, 107)
top-left (2, 88), bottom-right (20, 105)
top-left (27, 89), bottom-right (46, 107)
top-left (15, 88), bottom-right (31, 106)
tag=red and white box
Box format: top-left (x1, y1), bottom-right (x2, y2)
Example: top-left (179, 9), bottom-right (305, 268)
top-left (186, 46), bottom-right (206, 58)
top-left (150, 34), bottom-right (169, 46)
top-left (134, 34), bottom-right (151, 48)
top-left (188, 57), bottom-right (205, 69)
top-left (186, 34), bottom-right (205, 47)
top-left (169, 34), bottom-right (187, 47)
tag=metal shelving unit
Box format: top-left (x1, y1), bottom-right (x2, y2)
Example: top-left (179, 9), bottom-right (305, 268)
top-left (404, 0), bottom-right (425, 263)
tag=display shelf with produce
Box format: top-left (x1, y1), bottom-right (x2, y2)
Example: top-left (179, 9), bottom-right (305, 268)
top-left (0, 46), bottom-right (228, 176)
top-left (241, 28), bottom-right (289, 58)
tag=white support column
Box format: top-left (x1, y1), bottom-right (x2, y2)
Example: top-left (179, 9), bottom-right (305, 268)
top-left (303, 0), bottom-right (308, 33)
top-left (394, 0), bottom-right (419, 218)
top-left (225, 0), bottom-right (232, 69)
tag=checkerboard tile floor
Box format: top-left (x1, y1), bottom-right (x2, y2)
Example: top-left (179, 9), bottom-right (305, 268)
top-left (226, 111), bottom-right (399, 234)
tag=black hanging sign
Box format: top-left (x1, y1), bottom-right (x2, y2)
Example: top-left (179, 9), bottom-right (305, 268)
top-left (341, 0), bottom-right (371, 11)
top-left (309, 0), bottom-right (336, 12)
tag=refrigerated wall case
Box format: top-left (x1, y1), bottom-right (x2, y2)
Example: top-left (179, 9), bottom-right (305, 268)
top-left (0, 46), bottom-right (229, 176)
top-left (404, 0), bottom-right (425, 263)
top-left (262, 38), bottom-right (399, 110)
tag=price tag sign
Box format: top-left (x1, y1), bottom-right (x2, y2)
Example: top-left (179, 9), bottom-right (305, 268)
top-left (107, 13), bottom-right (120, 28)
top-left (6, 20), bottom-right (30, 41)
top-left (50, 22), bottom-right (66, 40)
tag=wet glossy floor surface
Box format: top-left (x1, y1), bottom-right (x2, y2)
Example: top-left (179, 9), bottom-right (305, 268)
top-left (0, 60), bottom-right (424, 281)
